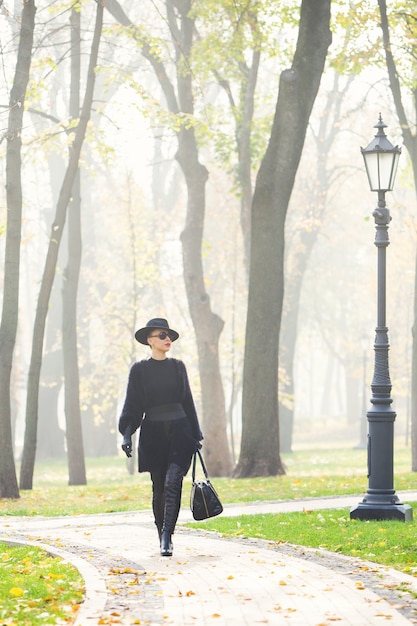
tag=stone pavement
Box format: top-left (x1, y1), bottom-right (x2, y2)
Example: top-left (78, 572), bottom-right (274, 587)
top-left (2, 492), bottom-right (417, 625)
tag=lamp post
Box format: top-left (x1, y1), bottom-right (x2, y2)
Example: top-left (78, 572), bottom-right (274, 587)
top-left (350, 115), bottom-right (412, 522)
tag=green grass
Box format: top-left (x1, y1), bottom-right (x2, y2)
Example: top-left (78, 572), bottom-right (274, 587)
top-left (0, 445), bottom-right (413, 517)
top-left (0, 543), bottom-right (84, 625)
top-left (190, 507), bottom-right (417, 578)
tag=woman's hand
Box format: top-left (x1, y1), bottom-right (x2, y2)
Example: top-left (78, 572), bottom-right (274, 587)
top-left (122, 434), bottom-right (132, 458)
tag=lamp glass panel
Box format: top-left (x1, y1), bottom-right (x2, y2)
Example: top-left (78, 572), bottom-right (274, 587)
top-left (378, 151), bottom-right (397, 191)
top-left (363, 152), bottom-right (379, 191)
top-left (390, 151), bottom-right (400, 190)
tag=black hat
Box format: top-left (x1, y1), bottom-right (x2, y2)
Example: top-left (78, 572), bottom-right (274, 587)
top-left (134, 318), bottom-right (179, 345)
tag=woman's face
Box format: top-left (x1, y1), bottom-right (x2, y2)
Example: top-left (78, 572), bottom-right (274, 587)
top-left (147, 329), bottom-right (172, 355)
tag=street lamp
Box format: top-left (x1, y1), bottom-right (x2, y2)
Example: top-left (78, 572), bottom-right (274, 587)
top-left (350, 115), bottom-right (412, 522)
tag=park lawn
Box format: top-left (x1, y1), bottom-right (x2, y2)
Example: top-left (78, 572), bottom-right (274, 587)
top-left (0, 445), bottom-right (413, 516)
top-left (0, 543), bottom-right (84, 626)
top-left (189, 506), bottom-right (417, 578)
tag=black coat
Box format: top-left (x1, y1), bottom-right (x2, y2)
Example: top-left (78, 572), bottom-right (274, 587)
top-left (118, 358), bottom-right (203, 474)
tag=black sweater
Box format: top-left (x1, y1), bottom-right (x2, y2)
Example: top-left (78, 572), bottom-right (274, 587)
top-left (118, 357), bottom-right (203, 473)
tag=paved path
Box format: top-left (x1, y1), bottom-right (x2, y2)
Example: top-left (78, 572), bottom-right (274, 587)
top-left (2, 492), bottom-right (417, 625)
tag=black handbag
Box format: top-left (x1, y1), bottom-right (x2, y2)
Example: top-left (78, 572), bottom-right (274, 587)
top-left (190, 450), bottom-right (223, 520)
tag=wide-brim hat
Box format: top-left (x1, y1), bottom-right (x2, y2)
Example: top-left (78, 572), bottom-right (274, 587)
top-left (135, 318), bottom-right (179, 345)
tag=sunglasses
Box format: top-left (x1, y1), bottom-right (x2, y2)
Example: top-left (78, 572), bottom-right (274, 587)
top-left (149, 331), bottom-right (172, 340)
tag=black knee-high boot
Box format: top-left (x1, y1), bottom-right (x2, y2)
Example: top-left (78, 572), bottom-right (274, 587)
top-left (151, 472), bottom-right (165, 541)
top-left (160, 463), bottom-right (184, 557)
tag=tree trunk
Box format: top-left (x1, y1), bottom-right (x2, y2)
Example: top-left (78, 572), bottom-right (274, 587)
top-left (0, 0), bottom-right (36, 499)
top-left (220, 47), bottom-right (260, 278)
top-left (36, 152), bottom-right (65, 459)
top-left (63, 165), bottom-right (86, 483)
top-left (235, 0), bottom-right (331, 477)
top-left (178, 138), bottom-right (231, 475)
top-left (20, 1), bottom-right (103, 490)
top-left (37, 349), bottom-right (65, 459)
top-left (377, 0), bottom-right (417, 470)
top-left (279, 229), bottom-right (317, 452)
top-left (62, 5), bottom-right (86, 486)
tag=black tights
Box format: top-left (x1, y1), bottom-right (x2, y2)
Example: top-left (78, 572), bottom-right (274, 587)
top-left (151, 463), bottom-right (184, 536)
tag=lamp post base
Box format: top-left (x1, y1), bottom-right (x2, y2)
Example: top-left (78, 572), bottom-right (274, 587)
top-left (350, 501), bottom-right (412, 521)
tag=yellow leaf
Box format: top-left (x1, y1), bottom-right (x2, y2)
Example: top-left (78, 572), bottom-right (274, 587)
top-left (9, 587), bottom-right (25, 597)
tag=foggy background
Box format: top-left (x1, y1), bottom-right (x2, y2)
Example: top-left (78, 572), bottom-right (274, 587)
top-left (0, 1), bottom-right (415, 469)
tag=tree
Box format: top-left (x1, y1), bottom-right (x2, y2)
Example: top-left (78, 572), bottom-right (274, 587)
top-left (20, 0), bottom-right (104, 490)
top-left (235, 0), bottom-right (332, 477)
top-left (191, 0), bottom-right (272, 275)
top-left (62, 2), bottom-right (86, 486)
top-left (279, 72), bottom-right (356, 452)
top-left (376, 0), bottom-right (417, 470)
top-left (0, 0), bottom-right (36, 499)
top-left (105, 0), bottom-right (232, 476)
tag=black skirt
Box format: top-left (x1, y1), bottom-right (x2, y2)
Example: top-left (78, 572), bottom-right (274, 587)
top-left (138, 417), bottom-right (196, 475)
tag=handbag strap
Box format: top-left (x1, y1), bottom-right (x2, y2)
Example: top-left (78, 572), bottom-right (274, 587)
top-left (192, 449), bottom-right (209, 482)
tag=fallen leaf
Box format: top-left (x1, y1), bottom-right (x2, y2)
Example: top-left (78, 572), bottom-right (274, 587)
top-left (9, 587), bottom-right (25, 597)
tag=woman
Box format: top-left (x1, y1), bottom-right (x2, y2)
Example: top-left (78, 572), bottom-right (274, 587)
top-left (119, 317), bottom-right (203, 557)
